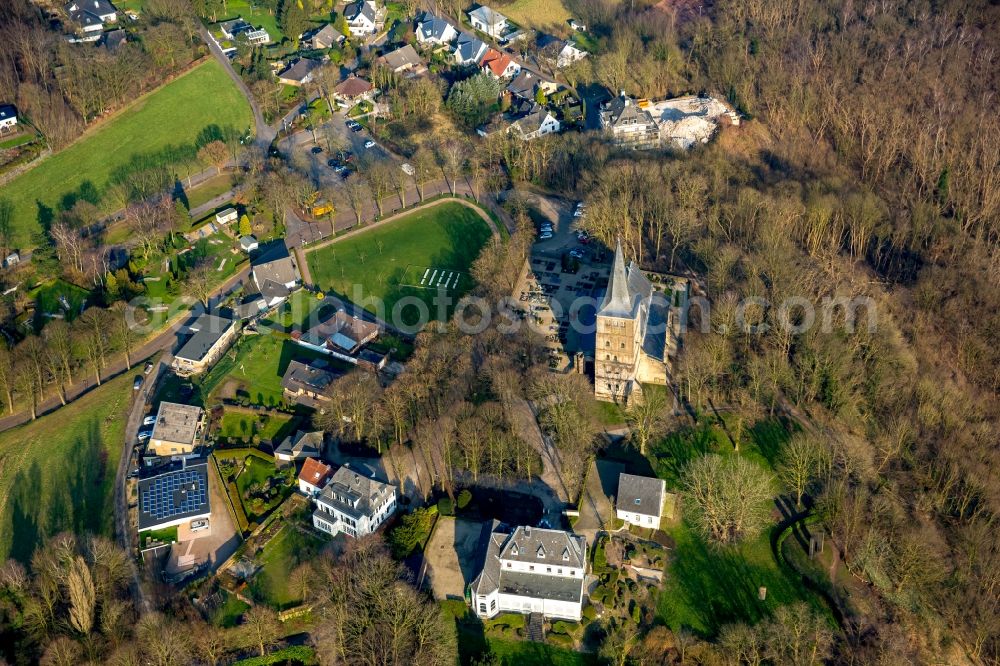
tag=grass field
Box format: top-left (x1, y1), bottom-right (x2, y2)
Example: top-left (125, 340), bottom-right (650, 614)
top-left (218, 0), bottom-right (285, 42)
top-left (0, 372), bottom-right (133, 563)
top-left (306, 202), bottom-right (494, 327)
top-left (250, 524), bottom-right (325, 610)
top-left (219, 410), bottom-right (294, 445)
top-left (501, 0), bottom-right (572, 30)
top-left (211, 590), bottom-right (251, 628)
top-left (2, 59), bottom-right (253, 249)
top-left (182, 172), bottom-right (237, 211)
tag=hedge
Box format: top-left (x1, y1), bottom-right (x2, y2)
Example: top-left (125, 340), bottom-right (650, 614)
top-left (213, 447), bottom-right (275, 463)
top-left (231, 646), bottom-right (317, 666)
top-left (227, 480), bottom-right (251, 533)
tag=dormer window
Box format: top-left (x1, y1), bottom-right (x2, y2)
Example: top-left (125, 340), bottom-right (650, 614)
top-left (562, 548), bottom-right (570, 561)
top-left (634, 498), bottom-right (641, 505)
top-left (536, 545), bottom-right (545, 559)
top-left (511, 543), bottom-right (519, 556)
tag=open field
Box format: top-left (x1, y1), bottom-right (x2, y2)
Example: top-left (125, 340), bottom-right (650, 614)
top-left (182, 172), bottom-right (237, 211)
top-left (219, 410), bottom-right (295, 445)
top-left (306, 202), bottom-right (493, 326)
top-left (217, 0), bottom-right (286, 42)
top-left (501, 0), bottom-right (573, 30)
top-left (0, 372), bottom-right (133, 563)
top-left (1, 59), bottom-right (253, 249)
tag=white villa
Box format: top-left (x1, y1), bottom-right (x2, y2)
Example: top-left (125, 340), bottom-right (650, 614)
top-left (468, 5), bottom-right (509, 39)
top-left (616, 473), bottom-right (667, 527)
top-left (312, 463), bottom-right (397, 538)
top-left (471, 525), bottom-right (587, 621)
top-left (344, 0), bottom-right (382, 37)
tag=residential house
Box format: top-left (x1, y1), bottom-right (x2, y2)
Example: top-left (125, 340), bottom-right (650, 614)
top-left (251, 243), bottom-right (301, 308)
top-left (467, 5), bottom-right (509, 39)
top-left (415, 12), bottom-right (457, 45)
top-left (65, 0), bottom-right (117, 39)
top-left (278, 58), bottom-right (320, 86)
top-left (219, 18), bottom-right (270, 45)
top-left (298, 457), bottom-right (334, 497)
top-left (510, 105), bottom-right (560, 140)
top-left (454, 32), bottom-right (489, 66)
top-left (615, 473), bottom-right (667, 527)
top-left (569, 19), bottom-right (586, 31)
top-left (599, 92), bottom-right (660, 150)
top-left (344, 0), bottom-right (382, 37)
top-left (171, 314), bottom-right (238, 376)
top-left (312, 463), bottom-right (397, 538)
top-left (275, 430), bottom-right (324, 463)
top-left (377, 44), bottom-right (423, 75)
top-left (281, 359), bottom-right (337, 408)
top-left (537, 35), bottom-right (587, 69)
top-left (3, 252), bottom-right (20, 268)
top-left (333, 76), bottom-right (375, 106)
top-left (480, 48), bottom-right (520, 79)
top-left (292, 308), bottom-right (386, 370)
top-left (0, 105), bottom-right (17, 135)
top-left (506, 69), bottom-right (557, 100)
top-left (471, 525), bottom-right (587, 621)
top-left (215, 207), bottom-right (238, 225)
top-left (147, 403), bottom-right (204, 458)
top-left (304, 23), bottom-right (344, 49)
top-left (138, 462), bottom-right (211, 532)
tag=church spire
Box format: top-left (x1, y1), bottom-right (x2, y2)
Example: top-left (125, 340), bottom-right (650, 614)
top-left (598, 237), bottom-right (632, 318)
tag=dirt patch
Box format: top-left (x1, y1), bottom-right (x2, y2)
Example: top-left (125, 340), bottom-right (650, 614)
top-left (424, 518), bottom-right (485, 600)
top-left (216, 379), bottom-right (242, 400)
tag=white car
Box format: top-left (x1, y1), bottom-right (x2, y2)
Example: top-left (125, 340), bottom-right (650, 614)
top-left (401, 163), bottom-right (415, 175)
top-left (573, 209), bottom-right (586, 217)
top-left (569, 249), bottom-right (584, 259)
top-left (364, 140), bottom-right (376, 149)
top-left (190, 519), bottom-right (209, 532)
top-left (142, 415), bottom-right (157, 427)
top-left (539, 232), bottom-right (553, 240)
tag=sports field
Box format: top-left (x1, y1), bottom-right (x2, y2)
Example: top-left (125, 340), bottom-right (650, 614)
top-left (1, 59), bottom-right (253, 249)
top-left (305, 201), bottom-right (494, 327)
top-left (0, 371), bottom-right (133, 563)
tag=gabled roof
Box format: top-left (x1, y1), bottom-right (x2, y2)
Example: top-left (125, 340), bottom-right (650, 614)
top-left (278, 58), bottom-right (320, 83)
top-left (480, 48), bottom-right (513, 76)
top-left (0, 105), bottom-right (17, 122)
top-left (299, 309), bottom-right (379, 353)
top-left (252, 243), bottom-right (300, 287)
top-left (316, 462), bottom-right (395, 520)
top-left (507, 69), bottom-right (539, 97)
top-left (416, 12), bottom-right (456, 42)
top-left (500, 526), bottom-right (586, 569)
top-left (281, 359), bottom-right (337, 395)
top-left (175, 313), bottom-right (236, 363)
top-left (66, 0), bottom-right (116, 22)
top-left (345, 0), bottom-right (376, 23)
top-left (454, 32), bottom-right (488, 63)
top-left (511, 105), bottom-right (554, 137)
top-left (468, 5), bottom-right (507, 27)
top-left (617, 473), bottom-right (666, 516)
top-left (299, 457), bottom-right (334, 488)
top-left (602, 94), bottom-right (656, 128)
top-left (378, 44), bottom-right (421, 71)
top-left (307, 23), bottom-right (343, 46)
top-left (276, 430), bottom-right (323, 457)
top-left (100, 28), bottom-right (127, 51)
top-left (334, 75), bottom-right (374, 97)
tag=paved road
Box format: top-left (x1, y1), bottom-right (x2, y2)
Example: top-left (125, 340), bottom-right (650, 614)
top-left (199, 27), bottom-right (275, 148)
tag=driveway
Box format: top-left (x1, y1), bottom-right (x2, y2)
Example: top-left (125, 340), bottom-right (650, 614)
top-left (575, 459), bottom-right (624, 543)
top-left (166, 465), bottom-right (240, 575)
top-left (423, 517), bottom-right (485, 600)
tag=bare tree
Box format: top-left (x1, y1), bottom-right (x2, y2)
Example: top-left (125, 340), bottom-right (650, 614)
top-left (682, 454), bottom-right (774, 545)
top-left (197, 140), bottom-right (230, 176)
top-left (626, 386), bottom-right (669, 455)
top-left (241, 606), bottom-right (279, 657)
top-left (66, 556), bottom-right (96, 636)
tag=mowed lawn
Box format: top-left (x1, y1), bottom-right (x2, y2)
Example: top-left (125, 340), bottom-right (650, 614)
top-left (0, 372), bottom-right (133, 563)
top-left (250, 525), bottom-right (325, 610)
top-left (306, 202), bottom-right (494, 326)
top-left (2, 59), bottom-right (253, 249)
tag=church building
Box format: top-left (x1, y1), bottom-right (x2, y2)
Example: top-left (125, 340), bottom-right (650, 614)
top-left (593, 239), bottom-right (679, 403)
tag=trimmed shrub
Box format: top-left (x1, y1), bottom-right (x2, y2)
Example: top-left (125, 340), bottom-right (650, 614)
top-left (456, 489), bottom-right (472, 509)
top-left (437, 496), bottom-right (454, 516)
top-left (582, 604), bottom-right (597, 622)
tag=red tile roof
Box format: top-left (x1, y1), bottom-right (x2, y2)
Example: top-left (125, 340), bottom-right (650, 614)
top-left (299, 457), bottom-right (334, 487)
top-left (480, 48), bottom-right (513, 77)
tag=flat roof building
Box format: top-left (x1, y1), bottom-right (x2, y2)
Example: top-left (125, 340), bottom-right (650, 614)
top-left (138, 462), bottom-right (210, 531)
top-left (148, 402), bottom-right (203, 457)
top-left (171, 313), bottom-right (238, 376)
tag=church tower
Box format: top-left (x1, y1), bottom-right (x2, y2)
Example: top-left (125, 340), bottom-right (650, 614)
top-left (594, 239), bottom-right (643, 403)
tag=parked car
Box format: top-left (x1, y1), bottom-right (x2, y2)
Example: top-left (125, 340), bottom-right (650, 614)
top-left (190, 519), bottom-right (209, 532)
top-left (569, 249), bottom-right (584, 259)
top-left (573, 209), bottom-right (586, 217)
top-left (133, 376), bottom-right (143, 390)
top-left (142, 415), bottom-right (157, 427)
top-left (137, 429), bottom-right (152, 443)
top-left (334, 165), bottom-right (347, 173)
top-left (539, 231), bottom-right (553, 240)
top-left (310, 146), bottom-right (323, 154)
top-left (327, 158), bottom-right (338, 168)
top-left (364, 140), bottom-right (376, 149)
top-left (401, 163), bottom-right (415, 175)
top-left (144, 361), bottom-right (153, 374)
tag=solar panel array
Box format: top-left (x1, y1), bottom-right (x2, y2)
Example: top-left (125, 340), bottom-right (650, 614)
top-left (140, 468), bottom-right (208, 521)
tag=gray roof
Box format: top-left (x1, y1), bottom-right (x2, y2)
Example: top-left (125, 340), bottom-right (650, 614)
top-left (151, 402), bottom-right (203, 447)
top-left (472, 525), bottom-right (587, 600)
top-left (175, 313), bottom-right (235, 363)
top-left (512, 105), bottom-right (552, 136)
top-left (66, 0), bottom-right (116, 24)
top-left (308, 23), bottom-right (343, 47)
top-left (278, 58), bottom-right (320, 83)
top-left (0, 105), bottom-right (17, 122)
top-left (316, 462), bottom-right (395, 520)
top-left (468, 5), bottom-right (507, 28)
top-left (299, 309), bottom-right (378, 352)
top-left (138, 463), bottom-right (210, 531)
top-left (100, 28), bottom-right (126, 51)
top-left (378, 44), bottom-right (421, 71)
top-left (598, 239), bottom-right (634, 318)
top-left (281, 359), bottom-right (337, 394)
top-left (275, 430), bottom-right (323, 457)
top-left (602, 94), bottom-right (656, 129)
top-left (597, 239), bottom-right (669, 361)
top-left (455, 32), bottom-right (488, 62)
top-left (617, 473), bottom-right (666, 516)
top-left (345, 0), bottom-right (376, 23)
top-left (416, 13), bottom-right (455, 41)
top-left (252, 245), bottom-right (300, 287)
top-left (507, 70), bottom-right (540, 98)
top-left (500, 526), bottom-right (587, 569)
